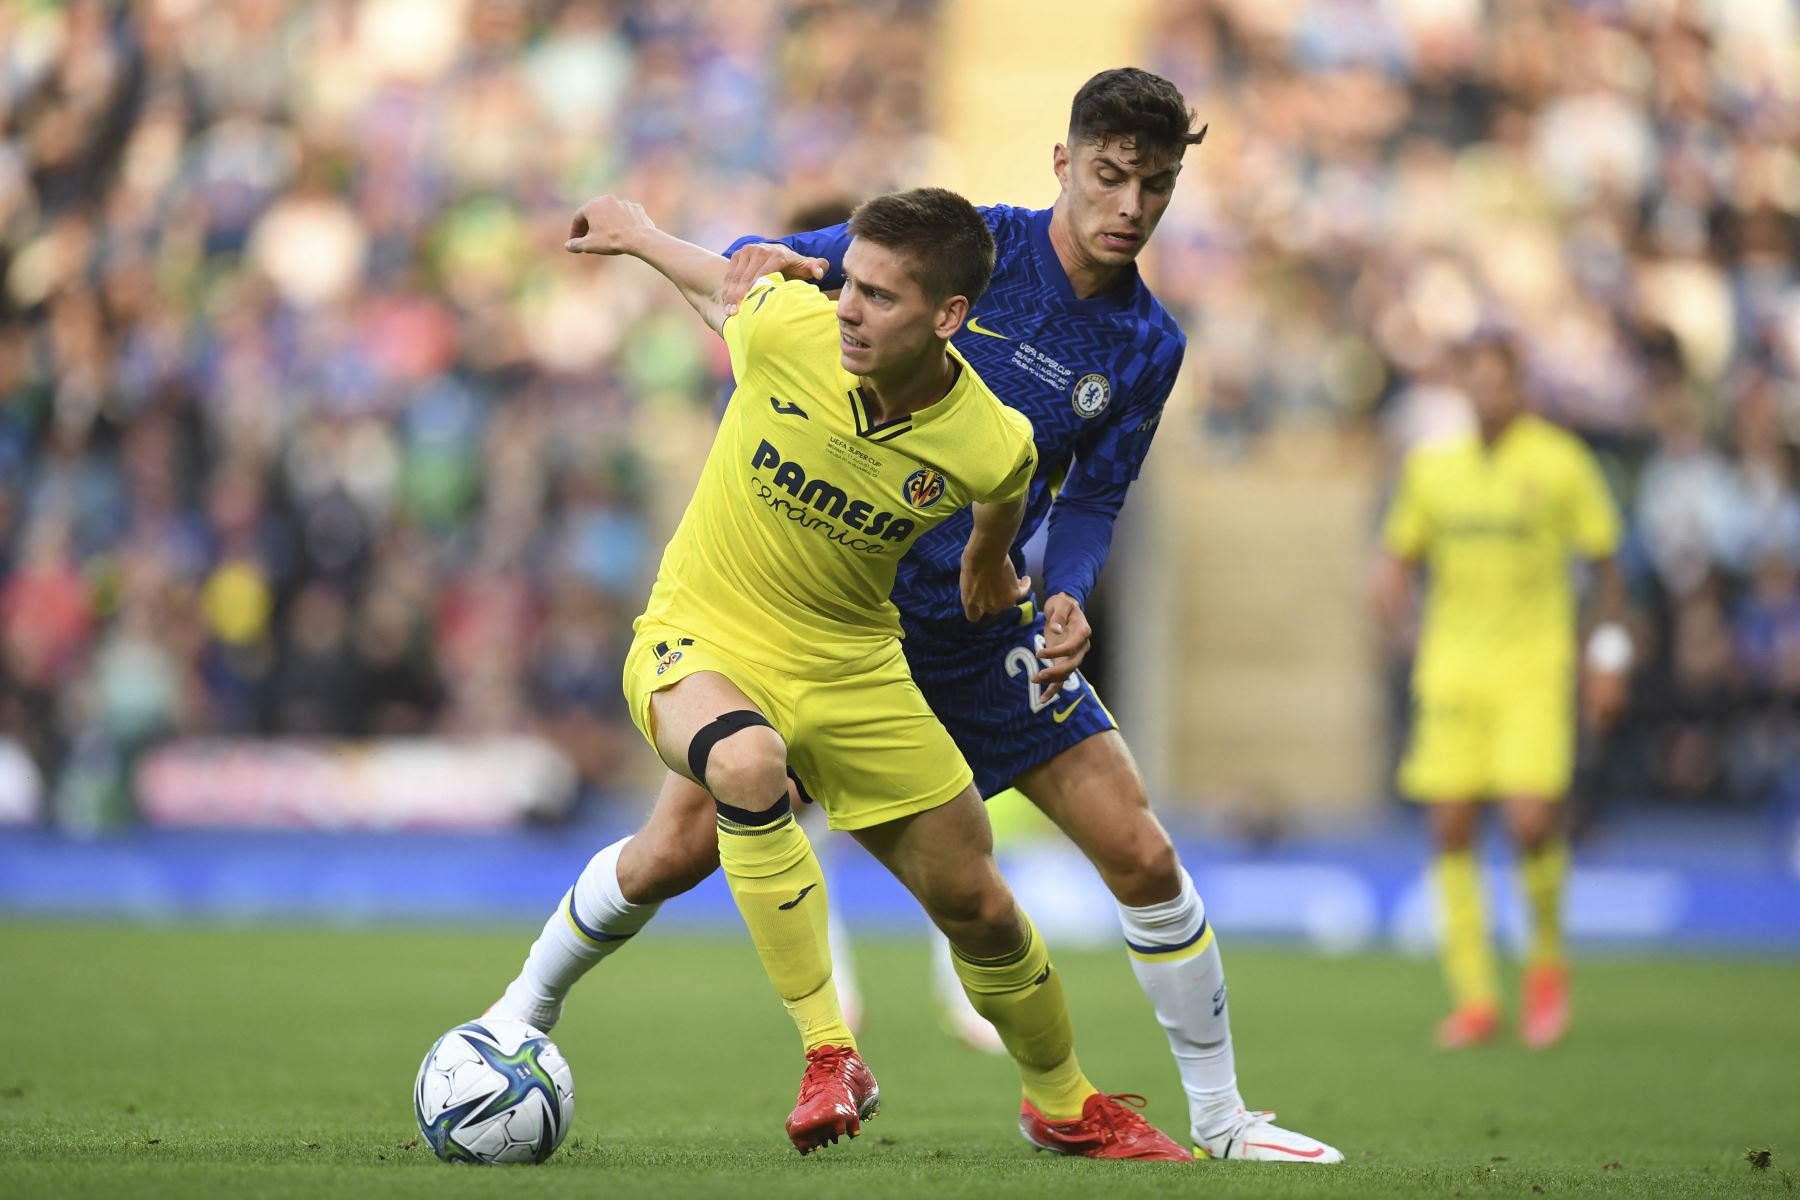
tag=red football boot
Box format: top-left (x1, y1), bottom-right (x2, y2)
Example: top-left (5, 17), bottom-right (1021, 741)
top-left (1520, 962), bottom-right (1570, 1049)
top-left (784, 1044), bottom-right (880, 1155)
top-left (1019, 1092), bottom-right (1191, 1162)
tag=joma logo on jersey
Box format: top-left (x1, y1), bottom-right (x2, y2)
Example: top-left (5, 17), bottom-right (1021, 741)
top-left (902, 468), bottom-right (947, 509)
top-left (750, 440), bottom-right (916, 544)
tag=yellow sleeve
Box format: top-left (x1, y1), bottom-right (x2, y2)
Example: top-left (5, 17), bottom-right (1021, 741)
top-left (1382, 450), bottom-right (1431, 559)
top-left (722, 276), bottom-right (826, 380)
top-left (1563, 441), bottom-right (1622, 558)
top-left (982, 406), bottom-right (1037, 505)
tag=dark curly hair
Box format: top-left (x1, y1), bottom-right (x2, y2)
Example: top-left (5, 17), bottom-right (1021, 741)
top-left (1069, 67), bottom-right (1207, 165)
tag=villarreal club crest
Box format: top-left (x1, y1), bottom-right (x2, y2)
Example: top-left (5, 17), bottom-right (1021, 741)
top-left (902, 467), bottom-right (947, 510)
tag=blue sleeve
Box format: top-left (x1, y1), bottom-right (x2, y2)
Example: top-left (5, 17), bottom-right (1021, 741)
top-left (722, 224), bottom-right (854, 290)
top-left (723, 207), bottom-right (1012, 293)
top-left (1042, 334), bottom-right (1183, 606)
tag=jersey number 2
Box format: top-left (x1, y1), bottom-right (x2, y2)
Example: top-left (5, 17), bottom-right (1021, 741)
top-left (1004, 635), bottom-right (1083, 714)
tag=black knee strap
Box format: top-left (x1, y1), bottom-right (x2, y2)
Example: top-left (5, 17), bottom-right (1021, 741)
top-left (687, 709), bottom-right (775, 788)
top-left (786, 767), bottom-right (817, 806)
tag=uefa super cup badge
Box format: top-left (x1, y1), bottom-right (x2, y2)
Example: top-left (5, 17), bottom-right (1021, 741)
top-left (902, 467), bottom-right (947, 509)
top-left (1072, 373), bottom-right (1111, 419)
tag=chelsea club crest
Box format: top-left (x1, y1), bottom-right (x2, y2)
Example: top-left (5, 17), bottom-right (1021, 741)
top-left (1071, 373), bottom-right (1111, 419)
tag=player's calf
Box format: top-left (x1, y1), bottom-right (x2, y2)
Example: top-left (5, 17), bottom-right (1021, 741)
top-left (616, 785), bottom-right (720, 904)
top-left (930, 880), bottom-right (1030, 960)
top-left (1094, 825), bottom-right (1182, 908)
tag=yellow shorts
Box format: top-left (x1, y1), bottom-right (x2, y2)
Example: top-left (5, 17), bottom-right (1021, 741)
top-left (623, 626), bottom-right (974, 831)
top-left (1399, 678), bottom-right (1574, 802)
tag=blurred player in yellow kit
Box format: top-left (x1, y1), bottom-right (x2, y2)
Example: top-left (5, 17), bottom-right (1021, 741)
top-left (557, 188), bottom-right (1190, 1159)
top-left (1376, 336), bottom-right (1630, 1049)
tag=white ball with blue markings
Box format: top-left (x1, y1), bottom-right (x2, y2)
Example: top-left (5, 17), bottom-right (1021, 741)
top-left (414, 1017), bottom-right (575, 1164)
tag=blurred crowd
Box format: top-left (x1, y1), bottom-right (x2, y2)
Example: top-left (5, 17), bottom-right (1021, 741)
top-left (0, 0), bottom-right (935, 824)
top-left (3, 0), bottom-right (1797, 826)
top-left (1143, 0), bottom-right (1800, 809)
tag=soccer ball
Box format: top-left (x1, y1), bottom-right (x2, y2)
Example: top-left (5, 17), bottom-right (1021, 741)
top-left (414, 1017), bottom-right (575, 1164)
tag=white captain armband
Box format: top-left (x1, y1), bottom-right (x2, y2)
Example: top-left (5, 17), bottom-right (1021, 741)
top-left (1585, 622), bottom-right (1633, 673)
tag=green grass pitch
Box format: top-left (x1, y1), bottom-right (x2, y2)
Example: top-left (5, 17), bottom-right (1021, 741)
top-left (1, 923), bottom-right (1795, 1198)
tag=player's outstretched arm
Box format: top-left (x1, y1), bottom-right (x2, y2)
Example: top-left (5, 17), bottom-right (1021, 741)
top-left (565, 195), bottom-right (731, 334)
top-left (960, 497), bottom-right (1031, 622)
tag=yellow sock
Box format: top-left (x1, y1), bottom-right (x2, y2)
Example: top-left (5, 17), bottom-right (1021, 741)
top-left (1435, 849), bottom-right (1498, 1010)
top-left (1519, 839), bottom-right (1569, 969)
top-left (952, 913), bottom-right (1093, 1121)
top-left (716, 802), bottom-right (854, 1053)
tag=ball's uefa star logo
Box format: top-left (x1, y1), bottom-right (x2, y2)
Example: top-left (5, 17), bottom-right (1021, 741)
top-left (1071, 373), bottom-right (1112, 419)
top-left (902, 467), bottom-right (947, 509)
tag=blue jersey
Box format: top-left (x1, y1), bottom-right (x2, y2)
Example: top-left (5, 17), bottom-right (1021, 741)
top-left (728, 205), bottom-right (1186, 637)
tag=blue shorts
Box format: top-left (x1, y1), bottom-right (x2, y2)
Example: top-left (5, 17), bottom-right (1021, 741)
top-left (901, 607), bottom-right (1119, 799)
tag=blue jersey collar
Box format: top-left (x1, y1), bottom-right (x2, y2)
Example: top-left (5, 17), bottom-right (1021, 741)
top-left (1029, 206), bottom-right (1141, 313)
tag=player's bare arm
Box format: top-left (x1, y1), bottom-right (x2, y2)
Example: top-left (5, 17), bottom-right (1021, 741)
top-left (960, 496), bottom-right (1030, 621)
top-left (722, 242), bottom-right (828, 315)
top-left (565, 195), bottom-right (733, 333)
top-left (1582, 554), bottom-right (1630, 732)
top-left (1371, 549), bottom-right (1417, 638)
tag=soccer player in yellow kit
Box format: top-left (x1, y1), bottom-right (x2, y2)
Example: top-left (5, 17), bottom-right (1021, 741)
top-left (1376, 337), bottom-right (1630, 1049)
top-left (561, 189), bottom-right (1189, 1159)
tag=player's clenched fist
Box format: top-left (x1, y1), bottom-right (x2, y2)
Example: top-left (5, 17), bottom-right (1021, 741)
top-left (565, 195), bottom-right (656, 255)
top-left (960, 551), bottom-right (1030, 624)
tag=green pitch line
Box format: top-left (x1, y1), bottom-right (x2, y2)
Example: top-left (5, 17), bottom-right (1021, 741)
top-left (0, 922), bottom-right (1795, 1199)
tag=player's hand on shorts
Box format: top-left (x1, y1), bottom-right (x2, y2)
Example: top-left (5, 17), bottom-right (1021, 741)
top-left (960, 552), bottom-right (1030, 623)
top-left (1581, 665), bottom-right (1628, 733)
top-left (723, 243), bottom-right (829, 315)
top-left (1032, 592), bottom-right (1091, 705)
top-left (565, 195), bottom-right (656, 255)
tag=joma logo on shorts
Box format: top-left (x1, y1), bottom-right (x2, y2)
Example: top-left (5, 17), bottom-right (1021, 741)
top-left (750, 440), bottom-right (915, 543)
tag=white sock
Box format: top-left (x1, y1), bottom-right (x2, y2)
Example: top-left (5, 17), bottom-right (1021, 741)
top-left (491, 838), bottom-right (659, 1031)
top-left (1118, 867), bottom-right (1243, 1139)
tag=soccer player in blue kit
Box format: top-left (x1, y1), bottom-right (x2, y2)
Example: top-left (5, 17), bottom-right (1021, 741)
top-left (491, 68), bottom-right (1341, 1163)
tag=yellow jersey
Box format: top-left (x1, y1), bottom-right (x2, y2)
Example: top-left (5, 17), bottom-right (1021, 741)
top-left (1383, 414), bottom-right (1620, 692)
top-left (637, 276), bottom-right (1037, 677)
